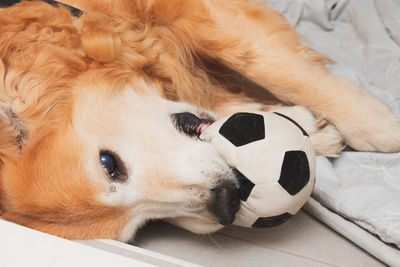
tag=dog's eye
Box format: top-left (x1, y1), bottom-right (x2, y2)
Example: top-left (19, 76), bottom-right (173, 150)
top-left (100, 153), bottom-right (116, 175)
top-left (99, 150), bottom-right (127, 181)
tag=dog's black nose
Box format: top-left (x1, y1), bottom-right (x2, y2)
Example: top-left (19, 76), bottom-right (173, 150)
top-left (171, 112), bottom-right (214, 138)
top-left (208, 181), bottom-right (240, 225)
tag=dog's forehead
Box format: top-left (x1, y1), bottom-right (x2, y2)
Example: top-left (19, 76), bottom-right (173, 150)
top-left (72, 83), bottom-right (166, 136)
top-left (70, 79), bottom-right (179, 174)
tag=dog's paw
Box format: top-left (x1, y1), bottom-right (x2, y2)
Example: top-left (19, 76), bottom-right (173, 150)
top-left (268, 105), bottom-right (344, 156)
top-left (308, 119), bottom-right (344, 156)
top-left (335, 114), bottom-right (400, 153)
top-left (325, 90), bottom-right (400, 153)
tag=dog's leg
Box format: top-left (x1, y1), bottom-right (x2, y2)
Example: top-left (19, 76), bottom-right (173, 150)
top-left (210, 2), bottom-right (400, 152)
top-left (153, 0), bottom-right (400, 152)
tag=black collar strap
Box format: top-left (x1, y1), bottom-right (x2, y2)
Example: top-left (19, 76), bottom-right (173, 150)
top-left (0, 0), bottom-right (83, 17)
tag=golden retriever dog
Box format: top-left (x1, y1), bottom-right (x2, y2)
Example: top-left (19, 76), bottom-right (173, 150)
top-left (1, 0), bottom-right (399, 241)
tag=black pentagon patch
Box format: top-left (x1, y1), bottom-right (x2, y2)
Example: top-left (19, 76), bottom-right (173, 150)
top-left (273, 112), bottom-right (309, 137)
top-left (279, 150), bottom-right (310, 196)
top-left (233, 168), bottom-right (255, 201)
top-left (252, 213), bottom-right (293, 228)
top-left (219, 113), bottom-right (265, 147)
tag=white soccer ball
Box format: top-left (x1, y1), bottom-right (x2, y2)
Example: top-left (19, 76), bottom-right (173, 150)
top-left (200, 112), bottom-right (316, 228)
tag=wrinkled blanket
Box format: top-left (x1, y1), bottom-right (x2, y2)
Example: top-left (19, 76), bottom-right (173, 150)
top-left (265, 0), bottom-right (400, 265)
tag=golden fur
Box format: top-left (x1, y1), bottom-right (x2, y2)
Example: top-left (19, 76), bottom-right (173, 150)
top-left (1, 0), bottom-right (400, 241)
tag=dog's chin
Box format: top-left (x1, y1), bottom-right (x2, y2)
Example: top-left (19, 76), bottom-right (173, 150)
top-left (165, 216), bottom-right (224, 234)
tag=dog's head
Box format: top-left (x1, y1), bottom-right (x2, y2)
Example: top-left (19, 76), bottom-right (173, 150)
top-left (0, 1), bottom-right (240, 241)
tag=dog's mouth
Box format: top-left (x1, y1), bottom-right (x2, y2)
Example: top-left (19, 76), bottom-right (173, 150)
top-left (171, 112), bottom-right (214, 138)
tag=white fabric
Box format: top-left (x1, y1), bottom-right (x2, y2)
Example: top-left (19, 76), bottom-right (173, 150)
top-left (264, 0), bottom-right (400, 265)
top-left (304, 198), bottom-right (400, 267)
top-left (314, 154), bottom-right (400, 247)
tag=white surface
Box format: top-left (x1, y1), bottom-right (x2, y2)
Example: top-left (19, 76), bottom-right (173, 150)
top-left (305, 198), bottom-right (400, 267)
top-left (0, 219), bottom-right (153, 267)
top-left (0, 212), bottom-right (384, 267)
top-left (78, 239), bottom-right (201, 267)
top-left (135, 212), bottom-right (385, 266)
top-left (314, 154), bottom-right (400, 247)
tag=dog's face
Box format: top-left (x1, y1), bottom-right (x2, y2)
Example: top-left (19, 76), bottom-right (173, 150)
top-left (73, 78), bottom-right (241, 240)
top-left (0, 0), bottom-right (243, 241)
top-left (0, 73), bottom-right (240, 241)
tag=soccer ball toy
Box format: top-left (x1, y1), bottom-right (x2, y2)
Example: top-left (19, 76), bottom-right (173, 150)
top-left (200, 112), bottom-right (316, 228)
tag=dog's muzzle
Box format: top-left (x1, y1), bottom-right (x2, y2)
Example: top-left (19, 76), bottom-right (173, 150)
top-left (208, 180), bottom-right (240, 225)
top-left (171, 112), bottom-right (240, 225)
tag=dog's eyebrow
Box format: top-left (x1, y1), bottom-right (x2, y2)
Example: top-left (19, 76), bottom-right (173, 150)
top-left (0, 0), bottom-right (83, 18)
